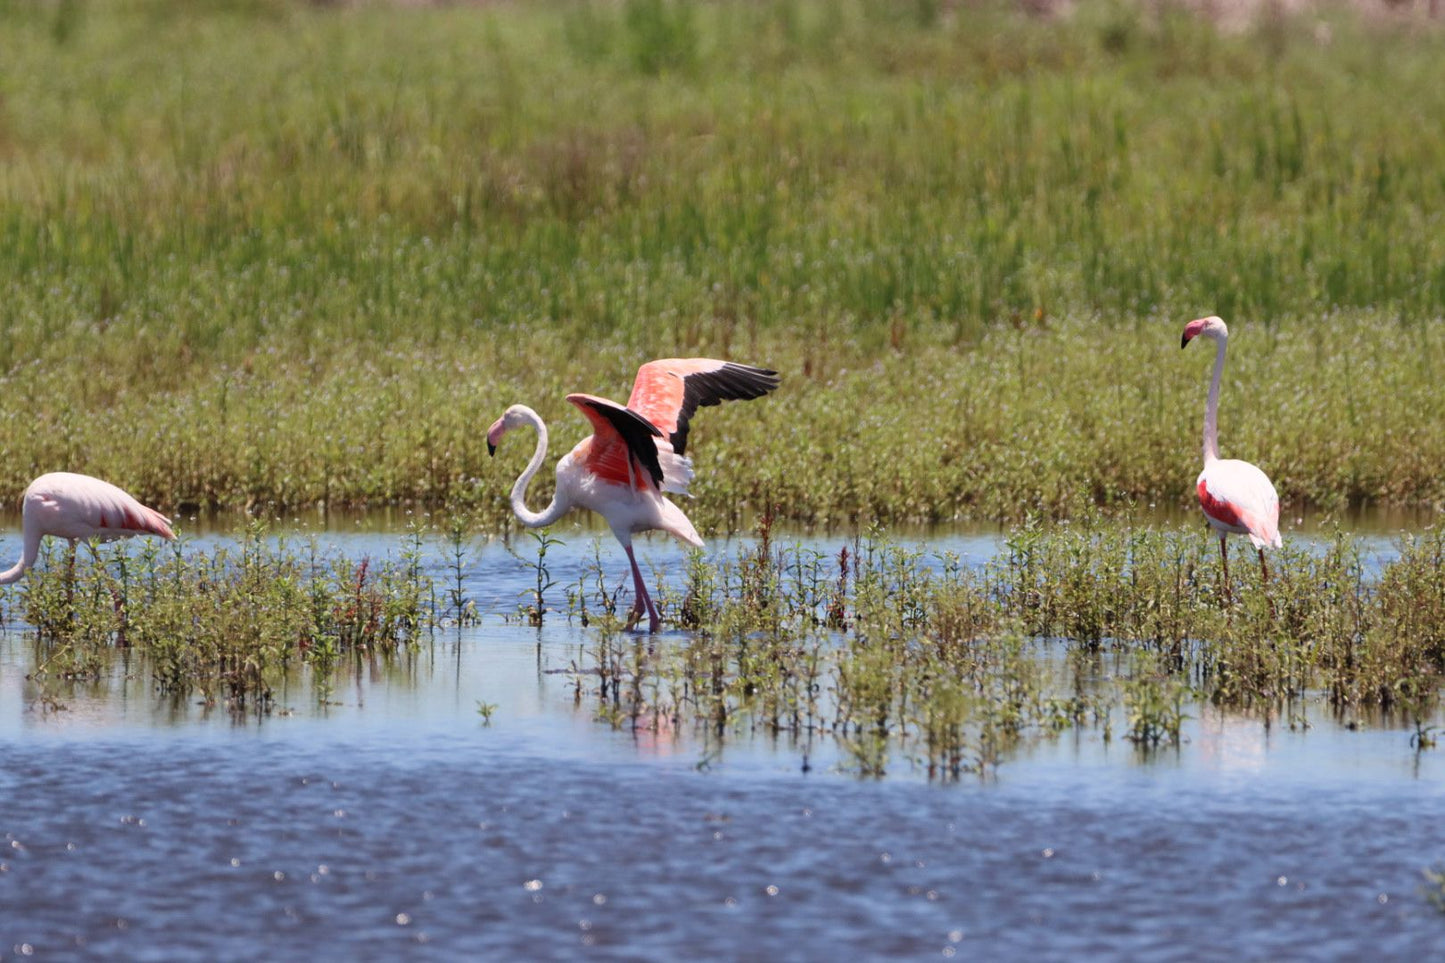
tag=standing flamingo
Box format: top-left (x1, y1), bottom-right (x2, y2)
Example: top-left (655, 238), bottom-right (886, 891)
top-left (1181, 316), bottom-right (1281, 600)
top-left (487, 359), bottom-right (780, 632)
top-left (0, 472), bottom-right (177, 584)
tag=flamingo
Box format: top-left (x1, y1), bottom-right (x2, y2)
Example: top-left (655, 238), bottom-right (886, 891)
top-left (487, 358), bottom-right (780, 632)
top-left (0, 472), bottom-right (177, 584)
top-left (1180, 316), bottom-right (1281, 600)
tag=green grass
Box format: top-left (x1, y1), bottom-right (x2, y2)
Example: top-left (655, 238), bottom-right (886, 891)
top-left (0, 1), bottom-right (1443, 524)
top-left (1, 313), bottom-right (1441, 531)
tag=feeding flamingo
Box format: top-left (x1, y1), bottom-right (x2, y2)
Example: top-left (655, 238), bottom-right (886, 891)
top-left (487, 358), bottom-right (780, 632)
top-left (1180, 316), bottom-right (1281, 600)
top-left (0, 472), bottom-right (177, 584)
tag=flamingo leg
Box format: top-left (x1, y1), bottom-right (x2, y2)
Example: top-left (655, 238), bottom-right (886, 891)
top-left (623, 544), bottom-right (661, 634)
top-left (622, 543), bottom-right (646, 629)
top-left (1257, 547), bottom-right (1278, 619)
top-left (640, 575), bottom-right (661, 630)
top-left (1218, 534), bottom-right (1231, 605)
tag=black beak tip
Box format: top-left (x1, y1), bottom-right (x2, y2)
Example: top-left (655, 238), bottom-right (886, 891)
top-left (1180, 335), bottom-right (1190, 349)
top-left (487, 442), bottom-right (496, 457)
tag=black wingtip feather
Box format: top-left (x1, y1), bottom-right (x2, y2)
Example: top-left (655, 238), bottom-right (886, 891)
top-left (670, 362), bottom-right (781, 456)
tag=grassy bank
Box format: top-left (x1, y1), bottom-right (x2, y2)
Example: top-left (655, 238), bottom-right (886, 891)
top-left (1, 1), bottom-right (1443, 524)
top-left (0, 314), bottom-right (1441, 530)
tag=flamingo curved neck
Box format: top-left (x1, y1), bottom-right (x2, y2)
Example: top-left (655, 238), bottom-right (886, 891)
top-left (0, 525), bottom-right (42, 585)
top-left (1202, 334), bottom-right (1226, 464)
top-left (508, 407), bottom-right (571, 529)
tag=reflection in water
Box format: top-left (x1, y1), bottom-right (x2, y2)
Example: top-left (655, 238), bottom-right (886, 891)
top-left (1195, 708), bottom-right (1271, 775)
top-left (3, 626), bottom-right (1445, 959)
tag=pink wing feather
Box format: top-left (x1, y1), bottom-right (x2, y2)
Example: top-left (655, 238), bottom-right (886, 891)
top-left (1197, 460), bottom-right (1281, 549)
top-left (626, 359), bottom-right (780, 456)
top-left (566, 394), bottom-right (664, 491)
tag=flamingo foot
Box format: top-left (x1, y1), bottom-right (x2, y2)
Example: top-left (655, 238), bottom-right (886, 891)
top-left (622, 600), bottom-right (660, 633)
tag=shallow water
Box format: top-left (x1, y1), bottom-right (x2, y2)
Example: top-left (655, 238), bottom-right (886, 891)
top-left (3, 521), bottom-right (1445, 959)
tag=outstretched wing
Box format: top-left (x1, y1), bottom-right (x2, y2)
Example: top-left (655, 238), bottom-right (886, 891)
top-left (626, 359), bottom-right (780, 456)
top-left (567, 394), bottom-right (665, 490)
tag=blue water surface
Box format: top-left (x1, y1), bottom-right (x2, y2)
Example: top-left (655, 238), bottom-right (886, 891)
top-left (2, 518), bottom-right (1443, 960)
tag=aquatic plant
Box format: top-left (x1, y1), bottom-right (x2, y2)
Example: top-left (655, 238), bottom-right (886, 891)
top-left (14, 507), bottom-right (1445, 775)
top-left (553, 515), bottom-right (1445, 776)
top-left (1122, 651), bottom-right (1191, 748)
top-left (444, 512), bottom-right (483, 626)
top-left (1422, 865), bottom-right (1445, 915)
top-left (21, 525), bottom-right (441, 710)
top-left (507, 530), bottom-right (563, 627)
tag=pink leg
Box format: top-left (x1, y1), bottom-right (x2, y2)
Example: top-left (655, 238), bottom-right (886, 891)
top-left (1258, 547), bottom-right (1277, 619)
top-left (66, 539), bottom-right (77, 608)
top-left (639, 575), bottom-right (661, 630)
top-left (622, 547), bottom-right (645, 629)
top-left (624, 544), bottom-right (661, 633)
top-left (1218, 534), bottom-right (1231, 605)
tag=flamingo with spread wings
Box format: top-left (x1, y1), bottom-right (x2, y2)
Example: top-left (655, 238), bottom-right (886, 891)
top-left (0, 472), bottom-right (176, 584)
top-left (487, 359), bottom-right (780, 632)
top-left (1181, 316), bottom-right (1281, 601)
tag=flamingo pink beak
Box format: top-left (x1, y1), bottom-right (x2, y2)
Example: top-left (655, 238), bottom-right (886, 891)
top-left (1180, 318), bottom-right (1208, 348)
top-left (486, 417), bottom-right (506, 456)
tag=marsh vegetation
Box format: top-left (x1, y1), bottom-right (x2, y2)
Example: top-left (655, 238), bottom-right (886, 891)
top-left (565, 518), bottom-right (1445, 776)
top-left (13, 516), bottom-right (1443, 777)
top-left (0, 0), bottom-right (1441, 768)
top-left (0, 1), bottom-right (1443, 525)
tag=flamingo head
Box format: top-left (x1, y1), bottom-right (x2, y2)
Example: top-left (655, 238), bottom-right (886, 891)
top-left (486, 405), bottom-right (534, 456)
top-left (1181, 315), bottom-right (1228, 349)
